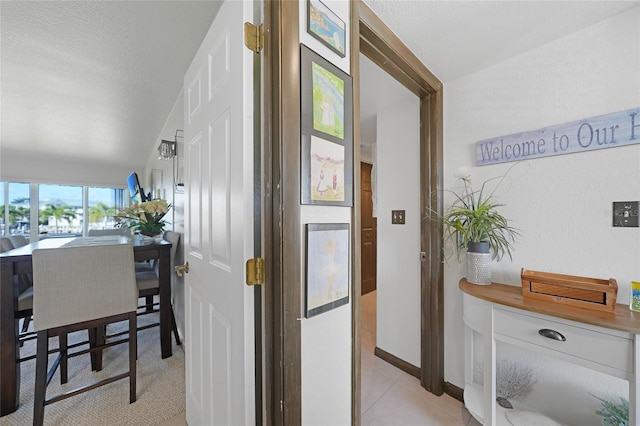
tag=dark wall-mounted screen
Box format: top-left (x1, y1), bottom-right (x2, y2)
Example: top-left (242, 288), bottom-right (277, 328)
top-left (127, 172), bottom-right (148, 204)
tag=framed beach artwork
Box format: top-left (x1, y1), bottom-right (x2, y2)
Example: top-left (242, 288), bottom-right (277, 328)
top-left (307, 0), bottom-right (346, 58)
top-left (305, 223), bottom-right (350, 318)
top-left (300, 44), bottom-right (353, 206)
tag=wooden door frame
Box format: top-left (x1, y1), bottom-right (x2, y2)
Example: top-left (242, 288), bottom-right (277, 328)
top-left (263, 1), bottom-right (444, 424)
top-left (263, 1), bottom-right (302, 424)
top-left (351, 2), bottom-right (445, 423)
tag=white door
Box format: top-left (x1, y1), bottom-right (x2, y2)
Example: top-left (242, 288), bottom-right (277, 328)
top-left (183, 1), bottom-right (256, 424)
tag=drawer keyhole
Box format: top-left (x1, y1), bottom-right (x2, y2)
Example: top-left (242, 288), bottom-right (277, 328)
top-left (538, 328), bottom-right (566, 341)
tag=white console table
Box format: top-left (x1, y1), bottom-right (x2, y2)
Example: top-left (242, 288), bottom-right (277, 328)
top-left (460, 278), bottom-right (640, 426)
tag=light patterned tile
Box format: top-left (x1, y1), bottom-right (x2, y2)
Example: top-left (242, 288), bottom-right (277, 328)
top-left (361, 365), bottom-right (398, 414)
top-left (362, 380), bottom-right (466, 426)
top-left (466, 412), bottom-right (483, 426)
top-left (361, 289), bottom-right (471, 425)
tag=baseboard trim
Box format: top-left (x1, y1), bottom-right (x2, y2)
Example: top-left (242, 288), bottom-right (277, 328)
top-left (373, 347), bottom-right (420, 379)
top-left (372, 347), bottom-right (465, 404)
top-left (444, 381), bottom-right (464, 402)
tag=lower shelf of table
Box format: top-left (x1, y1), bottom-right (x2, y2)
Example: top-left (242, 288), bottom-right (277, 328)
top-left (464, 382), bottom-right (565, 426)
top-left (464, 382), bottom-right (509, 425)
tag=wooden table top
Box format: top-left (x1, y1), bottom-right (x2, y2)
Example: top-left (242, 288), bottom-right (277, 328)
top-left (460, 278), bottom-right (640, 334)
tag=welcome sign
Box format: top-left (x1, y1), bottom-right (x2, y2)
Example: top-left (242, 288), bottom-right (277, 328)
top-left (476, 108), bottom-right (640, 166)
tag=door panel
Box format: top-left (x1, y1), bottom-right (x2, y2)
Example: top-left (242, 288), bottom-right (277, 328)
top-left (210, 111), bottom-right (231, 267)
top-left (183, 1), bottom-right (255, 424)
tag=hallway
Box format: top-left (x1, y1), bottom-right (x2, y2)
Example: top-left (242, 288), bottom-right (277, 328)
top-left (361, 291), bottom-right (481, 425)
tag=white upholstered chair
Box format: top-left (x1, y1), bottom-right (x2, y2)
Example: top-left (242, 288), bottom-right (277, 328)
top-left (8, 234), bottom-right (28, 247)
top-left (31, 243), bottom-right (138, 426)
top-left (0, 236), bottom-right (14, 252)
top-left (1, 236), bottom-right (34, 342)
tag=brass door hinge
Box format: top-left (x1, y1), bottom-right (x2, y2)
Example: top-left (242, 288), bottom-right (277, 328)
top-left (246, 258), bottom-right (265, 286)
top-left (244, 22), bottom-right (264, 54)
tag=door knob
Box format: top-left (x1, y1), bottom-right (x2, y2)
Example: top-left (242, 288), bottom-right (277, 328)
top-left (175, 262), bottom-right (189, 277)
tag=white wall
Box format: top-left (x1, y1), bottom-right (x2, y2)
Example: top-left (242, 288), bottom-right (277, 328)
top-left (143, 90), bottom-right (186, 340)
top-left (299, 1), bottom-right (352, 424)
top-left (0, 151), bottom-right (132, 188)
top-left (375, 98), bottom-right (421, 367)
top-left (444, 7), bottom-right (640, 424)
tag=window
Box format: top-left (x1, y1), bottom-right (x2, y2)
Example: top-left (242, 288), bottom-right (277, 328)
top-left (39, 184), bottom-right (83, 237)
top-left (1, 182), bottom-right (30, 237)
top-left (0, 181), bottom-right (125, 240)
top-left (88, 186), bottom-right (125, 231)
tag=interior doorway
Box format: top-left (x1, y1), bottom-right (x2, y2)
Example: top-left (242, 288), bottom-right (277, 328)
top-left (353, 5), bottom-right (445, 422)
top-left (358, 50), bottom-right (423, 418)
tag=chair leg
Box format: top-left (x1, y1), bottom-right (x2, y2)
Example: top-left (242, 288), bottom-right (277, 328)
top-left (88, 326), bottom-right (105, 372)
top-left (33, 331), bottom-right (49, 426)
top-left (145, 295), bottom-right (154, 312)
top-left (88, 327), bottom-right (98, 371)
top-left (19, 314), bottom-right (32, 347)
top-left (171, 308), bottom-right (181, 346)
top-left (21, 315), bottom-right (31, 333)
top-left (129, 313), bottom-right (137, 403)
top-left (59, 333), bottom-right (68, 384)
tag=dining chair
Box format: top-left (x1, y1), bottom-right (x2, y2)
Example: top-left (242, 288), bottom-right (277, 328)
top-left (0, 236), bottom-right (14, 252)
top-left (134, 230), bottom-right (181, 346)
top-left (7, 235), bottom-right (35, 335)
top-left (1, 237), bottom-right (35, 344)
top-left (8, 234), bottom-right (28, 247)
top-left (31, 243), bottom-right (138, 426)
top-left (88, 229), bottom-right (156, 273)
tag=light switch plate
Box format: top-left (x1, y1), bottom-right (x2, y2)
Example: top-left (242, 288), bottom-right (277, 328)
top-left (392, 210), bottom-right (405, 225)
top-left (613, 201), bottom-right (639, 227)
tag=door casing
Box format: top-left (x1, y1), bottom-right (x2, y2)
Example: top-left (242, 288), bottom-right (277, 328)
top-left (351, 2), bottom-right (445, 424)
top-left (262, 1), bottom-right (445, 424)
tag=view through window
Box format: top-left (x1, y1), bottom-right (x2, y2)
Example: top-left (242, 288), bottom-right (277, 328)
top-left (0, 182), bottom-right (30, 237)
top-left (39, 184), bottom-right (83, 236)
top-left (0, 181), bottom-right (125, 239)
top-left (88, 186), bottom-right (125, 231)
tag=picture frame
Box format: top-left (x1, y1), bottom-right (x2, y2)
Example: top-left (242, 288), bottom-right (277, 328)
top-left (300, 44), bottom-right (353, 206)
top-left (307, 0), bottom-right (346, 58)
top-left (305, 223), bottom-right (350, 318)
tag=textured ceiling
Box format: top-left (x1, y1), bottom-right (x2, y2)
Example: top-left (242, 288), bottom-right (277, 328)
top-left (1, 1), bottom-right (638, 174)
top-left (1, 1), bottom-right (221, 171)
top-left (359, 0), bottom-right (639, 148)
top-left (362, 0), bottom-right (639, 83)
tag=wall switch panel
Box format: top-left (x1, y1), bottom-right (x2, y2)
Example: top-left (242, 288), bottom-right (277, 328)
top-left (613, 201), bottom-right (639, 227)
top-left (391, 210), bottom-right (405, 225)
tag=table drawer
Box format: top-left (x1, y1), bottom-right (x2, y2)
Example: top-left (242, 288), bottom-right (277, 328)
top-left (494, 308), bottom-right (632, 374)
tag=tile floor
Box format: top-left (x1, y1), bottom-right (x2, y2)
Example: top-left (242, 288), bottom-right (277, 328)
top-left (361, 290), bottom-right (481, 426)
top-left (161, 290), bottom-right (481, 425)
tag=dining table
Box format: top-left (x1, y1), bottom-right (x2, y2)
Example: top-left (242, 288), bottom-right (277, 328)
top-left (0, 235), bottom-right (173, 416)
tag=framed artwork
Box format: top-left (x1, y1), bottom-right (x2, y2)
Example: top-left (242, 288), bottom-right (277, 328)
top-left (307, 0), bottom-right (346, 58)
top-left (305, 223), bottom-right (350, 318)
top-left (301, 44), bottom-right (353, 206)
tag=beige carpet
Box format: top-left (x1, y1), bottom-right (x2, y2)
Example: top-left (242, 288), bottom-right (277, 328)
top-left (1, 312), bottom-right (185, 426)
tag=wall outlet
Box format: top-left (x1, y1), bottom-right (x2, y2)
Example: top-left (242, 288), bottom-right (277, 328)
top-left (613, 201), bottom-right (639, 227)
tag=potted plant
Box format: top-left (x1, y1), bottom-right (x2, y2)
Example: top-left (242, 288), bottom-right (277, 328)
top-left (433, 175), bottom-right (519, 284)
top-left (115, 199), bottom-right (171, 237)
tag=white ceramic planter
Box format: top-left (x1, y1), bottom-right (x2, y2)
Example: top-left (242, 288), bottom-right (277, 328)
top-left (466, 251), bottom-right (492, 285)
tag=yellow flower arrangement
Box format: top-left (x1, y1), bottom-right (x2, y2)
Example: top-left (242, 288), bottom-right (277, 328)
top-left (115, 199), bottom-right (171, 237)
